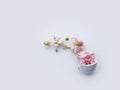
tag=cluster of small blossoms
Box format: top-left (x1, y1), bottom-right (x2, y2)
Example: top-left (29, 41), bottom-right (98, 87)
top-left (44, 36), bottom-right (95, 65)
top-left (44, 36), bottom-right (71, 50)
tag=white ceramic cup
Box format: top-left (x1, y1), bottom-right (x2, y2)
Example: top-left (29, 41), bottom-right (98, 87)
top-left (78, 61), bottom-right (97, 73)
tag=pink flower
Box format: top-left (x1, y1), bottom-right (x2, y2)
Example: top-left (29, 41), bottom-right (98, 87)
top-left (71, 37), bottom-right (84, 53)
top-left (71, 37), bottom-right (84, 46)
top-left (60, 41), bottom-right (71, 49)
top-left (71, 45), bottom-right (84, 53)
top-left (60, 41), bottom-right (65, 47)
top-left (77, 51), bottom-right (95, 65)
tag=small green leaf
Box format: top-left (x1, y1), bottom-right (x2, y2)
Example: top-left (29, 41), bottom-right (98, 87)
top-left (55, 49), bottom-right (58, 52)
top-left (65, 37), bottom-right (69, 41)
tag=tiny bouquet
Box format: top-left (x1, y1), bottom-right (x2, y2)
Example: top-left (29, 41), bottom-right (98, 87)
top-left (44, 36), bottom-right (97, 73)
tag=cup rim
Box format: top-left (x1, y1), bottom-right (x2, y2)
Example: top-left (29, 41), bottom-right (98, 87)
top-left (80, 60), bottom-right (97, 66)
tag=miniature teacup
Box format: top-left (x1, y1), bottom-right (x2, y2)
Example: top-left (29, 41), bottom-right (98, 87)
top-left (78, 61), bottom-right (97, 73)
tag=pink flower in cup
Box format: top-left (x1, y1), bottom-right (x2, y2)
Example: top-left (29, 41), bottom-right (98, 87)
top-left (77, 51), bottom-right (95, 65)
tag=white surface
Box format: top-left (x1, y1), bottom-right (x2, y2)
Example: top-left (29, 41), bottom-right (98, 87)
top-left (0, 0), bottom-right (120, 90)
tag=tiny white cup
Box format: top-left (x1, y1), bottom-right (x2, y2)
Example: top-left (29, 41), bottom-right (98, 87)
top-left (78, 61), bottom-right (97, 73)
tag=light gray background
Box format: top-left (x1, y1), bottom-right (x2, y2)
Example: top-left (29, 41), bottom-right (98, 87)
top-left (0, 0), bottom-right (120, 90)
